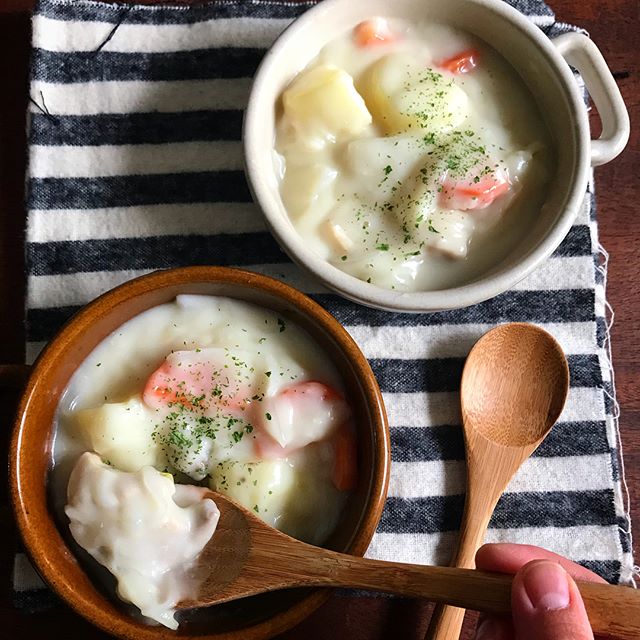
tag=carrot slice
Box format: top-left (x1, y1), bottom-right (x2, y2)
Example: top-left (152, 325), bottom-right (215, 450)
top-left (142, 350), bottom-right (252, 412)
top-left (438, 49), bottom-right (479, 75)
top-left (353, 18), bottom-right (395, 47)
top-left (143, 360), bottom-right (197, 410)
top-left (331, 424), bottom-right (358, 491)
top-left (439, 171), bottom-right (510, 211)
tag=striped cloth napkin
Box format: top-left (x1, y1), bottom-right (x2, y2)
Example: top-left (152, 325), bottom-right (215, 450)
top-left (16, 0), bottom-right (634, 611)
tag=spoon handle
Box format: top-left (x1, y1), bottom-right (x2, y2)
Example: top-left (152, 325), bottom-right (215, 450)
top-left (297, 555), bottom-right (640, 639)
top-left (424, 425), bottom-right (539, 640)
top-left (424, 445), bottom-right (510, 640)
top-left (422, 505), bottom-right (492, 640)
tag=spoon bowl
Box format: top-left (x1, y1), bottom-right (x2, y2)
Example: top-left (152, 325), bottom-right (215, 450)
top-left (461, 322), bottom-right (570, 447)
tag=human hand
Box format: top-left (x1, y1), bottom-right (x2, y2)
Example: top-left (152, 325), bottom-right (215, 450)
top-left (473, 543), bottom-right (607, 639)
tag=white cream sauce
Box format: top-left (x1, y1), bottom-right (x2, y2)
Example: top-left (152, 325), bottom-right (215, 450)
top-left (52, 295), bottom-right (354, 628)
top-left (275, 19), bottom-right (553, 291)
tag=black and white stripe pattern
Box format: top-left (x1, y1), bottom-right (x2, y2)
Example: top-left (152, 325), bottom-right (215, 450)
top-left (18, 0), bottom-right (633, 609)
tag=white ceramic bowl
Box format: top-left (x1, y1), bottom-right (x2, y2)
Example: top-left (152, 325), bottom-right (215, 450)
top-left (244, 0), bottom-right (629, 312)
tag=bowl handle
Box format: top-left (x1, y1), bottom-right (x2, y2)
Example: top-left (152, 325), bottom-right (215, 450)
top-left (0, 364), bottom-right (31, 390)
top-left (552, 32), bottom-right (629, 167)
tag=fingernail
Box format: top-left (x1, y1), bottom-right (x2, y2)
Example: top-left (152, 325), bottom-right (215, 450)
top-left (522, 561), bottom-right (571, 611)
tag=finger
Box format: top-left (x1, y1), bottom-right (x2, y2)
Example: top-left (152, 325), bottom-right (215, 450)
top-left (476, 544), bottom-right (606, 584)
top-left (474, 614), bottom-right (515, 640)
top-left (511, 560), bottom-right (594, 640)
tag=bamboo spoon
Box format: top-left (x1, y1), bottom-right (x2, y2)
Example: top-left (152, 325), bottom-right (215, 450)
top-left (425, 322), bottom-right (571, 640)
top-left (180, 490), bottom-right (640, 639)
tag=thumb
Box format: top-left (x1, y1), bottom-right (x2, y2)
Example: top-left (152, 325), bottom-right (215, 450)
top-left (511, 560), bottom-right (594, 640)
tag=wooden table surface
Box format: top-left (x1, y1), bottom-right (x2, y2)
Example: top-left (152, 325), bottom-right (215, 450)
top-left (0, 0), bottom-right (637, 638)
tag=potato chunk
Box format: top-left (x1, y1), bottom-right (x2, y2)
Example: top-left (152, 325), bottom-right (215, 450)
top-left (209, 459), bottom-right (296, 529)
top-left (71, 397), bottom-right (162, 472)
top-left (283, 64), bottom-right (372, 147)
top-left (361, 53), bottom-right (469, 135)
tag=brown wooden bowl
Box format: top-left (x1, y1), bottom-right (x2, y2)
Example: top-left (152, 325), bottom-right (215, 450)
top-left (9, 266), bottom-right (390, 640)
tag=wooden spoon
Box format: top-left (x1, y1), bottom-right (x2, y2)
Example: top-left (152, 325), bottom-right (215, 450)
top-left (425, 322), bottom-right (571, 640)
top-left (180, 490), bottom-right (640, 639)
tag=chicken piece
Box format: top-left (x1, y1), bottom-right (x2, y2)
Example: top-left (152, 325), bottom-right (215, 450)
top-left (258, 381), bottom-right (351, 452)
top-left (281, 163), bottom-right (337, 218)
